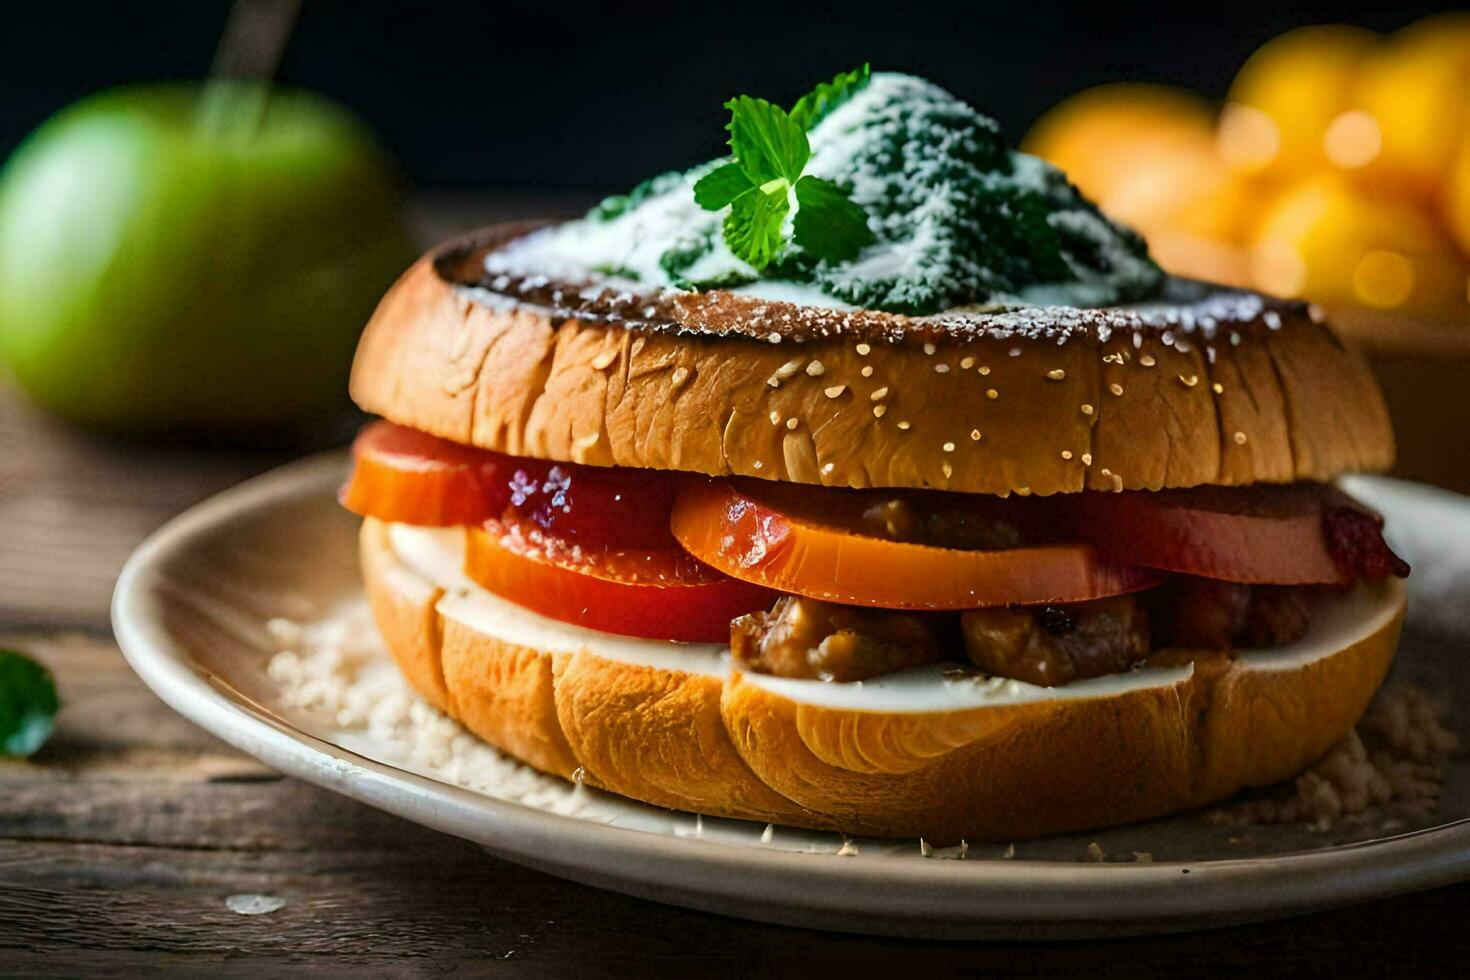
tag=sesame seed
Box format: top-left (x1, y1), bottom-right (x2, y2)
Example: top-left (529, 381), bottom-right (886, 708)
top-left (769, 411), bottom-right (780, 425)
top-left (806, 360), bottom-right (826, 377)
top-left (1009, 347), bottom-right (1022, 358)
top-left (942, 462), bottom-right (953, 478)
top-left (1109, 383), bottom-right (1124, 396)
top-left (978, 366), bottom-right (991, 376)
top-left (1139, 354), bottom-right (1156, 367)
top-left (752, 460), bottom-right (763, 469)
top-left (670, 366), bottom-right (690, 387)
top-left (1061, 450), bottom-right (1073, 460)
top-left (768, 332), bottom-right (782, 343)
top-left (785, 418), bottom-right (799, 430)
top-left (575, 432), bottom-right (600, 449)
top-left (970, 429), bottom-right (982, 441)
top-left (1081, 452), bottom-right (1093, 465)
top-left (961, 356), bottom-right (975, 369)
top-left (897, 420), bottom-right (911, 430)
top-left (856, 342), bottom-right (872, 356)
top-left (1102, 352), bottom-right (1125, 365)
top-left (935, 363), bottom-right (950, 374)
top-left (1264, 310), bottom-right (1283, 329)
top-left (1080, 403), bottom-right (1094, 416)
top-left (923, 342), bottom-right (936, 356)
top-left (1211, 382), bottom-right (1224, 394)
top-left (1047, 369), bottom-right (1066, 381)
top-left (774, 359), bottom-right (803, 380)
top-left (1233, 431), bottom-right (1248, 445)
top-left (590, 349), bottom-right (618, 370)
top-left (1179, 374), bottom-right (1199, 388)
top-left (861, 365), bottom-right (874, 377)
top-left (986, 388), bottom-right (999, 400)
top-left (872, 404), bottom-right (888, 418)
top-left (824, 384), bottom-right (847, 398)
top-left (942, 442), bottom-right (956, 453)
top-left (822, 462), bottom-right (835, 474)
top-left (1111, 472), bottom-right (1124, 491)
top-left (870, 387), bottom-right (889, 401)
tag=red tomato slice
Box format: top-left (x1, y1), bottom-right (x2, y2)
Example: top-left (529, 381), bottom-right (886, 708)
top-left (670, 480), bottom-right (1162, 610)
top-left (342, 421), bottom-right (687, 549)
top-left (1067, 484), bottom-right (1408, 585)
top-left (465, 519), bottom-right (776, 642)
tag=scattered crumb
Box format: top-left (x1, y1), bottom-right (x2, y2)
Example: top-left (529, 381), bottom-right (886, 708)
top-left (265, 601), bottom-right (584, 813)
top-left (1211, 686), bottom-right (1460, 831)
top-left (1001, 843), bottom-right (1016, 859)
top-left (1083, 841), bottom-right (1107, 862)
top-left (225, 894), bottom-right (286, 916)
top-left (837, 836), bottom-right (860, 857)
top-left (1132, 851), bottom-right (1153, 864)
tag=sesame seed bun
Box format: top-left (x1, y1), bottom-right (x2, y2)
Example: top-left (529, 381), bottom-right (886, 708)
top-left (350, 224), bottom-right (1394, 496)
top-left (362, 518), bottom-right (1405, 842)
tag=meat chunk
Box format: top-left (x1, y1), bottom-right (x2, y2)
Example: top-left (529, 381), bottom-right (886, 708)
top-left (730, 595), bottom-right (943, 682)
top-left (1167, 577), bottom-right (1310, 650)
top-left (960, 594), bottom-right (1151, 687)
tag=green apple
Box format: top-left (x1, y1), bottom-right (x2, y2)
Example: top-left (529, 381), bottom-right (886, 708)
top-left (0, 83), bottom-right (417, 435)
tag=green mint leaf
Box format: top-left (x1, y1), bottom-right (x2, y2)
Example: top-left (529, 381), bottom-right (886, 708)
top-left (724, 183), bottom-right (791, 271)
top-left (0, 649), bottom-right (59, 758)
top-left (792, 176), bottom-right (874, 262)
top-left (789, 63), bottom-right (872, 131)
top-left (726, 96), bottom-right (809, 184)
top-left (693, 162), bottom-right (755, 211)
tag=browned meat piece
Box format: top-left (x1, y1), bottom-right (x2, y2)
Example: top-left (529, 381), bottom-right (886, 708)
top-left (1240, 586), bottom-right (1310, 648)
top-left (730, 595), bottom-right (943, 682)
top-left (1168, 578), bottom-right (1252, 649)
top-left (859, 497), bottom-right (1024, 549)
top-left (960, 594), bottom-right (1150, 687)
top-left (1167, 577), bottom-right (1311, 649)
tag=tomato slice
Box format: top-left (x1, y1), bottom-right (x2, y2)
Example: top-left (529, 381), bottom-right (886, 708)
top-left (670, 480), bottom-right (1162, 610)
top-left (1067, 484), bottom-right (1408, 585)
top-left (341, 420), bottom-right (515, 526)
top-left (342, 421), bottom-right (687, 548)
top-left (465, 518), bottom-right (777, 642)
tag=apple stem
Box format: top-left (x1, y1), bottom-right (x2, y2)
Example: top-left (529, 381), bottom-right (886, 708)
top-left (197, 0), bottom-right (303, 138)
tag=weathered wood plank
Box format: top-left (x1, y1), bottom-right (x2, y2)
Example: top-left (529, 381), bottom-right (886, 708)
top-left (1, 837), bottom-right (1468, 974)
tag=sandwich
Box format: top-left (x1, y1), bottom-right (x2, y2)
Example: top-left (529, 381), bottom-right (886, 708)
top-left (340, 68), bottom-right (1408, 842)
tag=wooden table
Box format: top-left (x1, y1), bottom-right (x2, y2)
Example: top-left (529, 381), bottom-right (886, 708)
top-left (3, 203), bottom-right (1468, 975)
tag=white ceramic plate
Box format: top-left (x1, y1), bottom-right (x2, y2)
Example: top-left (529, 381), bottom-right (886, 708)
top-left (113, 452), bottom-right (1470, 939)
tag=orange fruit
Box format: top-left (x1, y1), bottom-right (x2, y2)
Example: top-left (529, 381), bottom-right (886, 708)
top-left (1351, 13), bottom-right (1470, 197)
top-left (1224, 25), bottom-right (1380, 181)
top-left (1250, 175), bottom-right (1466, 316)
top-left (1022, 83), bottom-right (1215, 204)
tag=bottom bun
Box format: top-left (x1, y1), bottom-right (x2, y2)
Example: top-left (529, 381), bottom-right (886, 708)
top-left (360, 518), bottom-right (1405, 843)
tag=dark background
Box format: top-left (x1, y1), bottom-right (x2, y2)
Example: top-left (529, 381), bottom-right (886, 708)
top-left (1, 1), bottom-right (1462, 194)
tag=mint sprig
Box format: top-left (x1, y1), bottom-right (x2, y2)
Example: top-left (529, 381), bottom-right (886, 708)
top-left (693, 67), bottom-right (875, 271)
top-left (0, 649), bottom-right (59, 758)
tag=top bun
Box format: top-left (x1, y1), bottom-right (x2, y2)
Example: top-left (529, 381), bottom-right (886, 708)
top-left (350, 224), bottom-right (1393, 497)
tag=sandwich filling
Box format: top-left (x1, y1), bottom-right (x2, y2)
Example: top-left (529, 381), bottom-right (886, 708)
top-left (343, 421), bottom-right (1407, 687)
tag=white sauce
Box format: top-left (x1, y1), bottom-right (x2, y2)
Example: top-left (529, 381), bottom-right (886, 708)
top-left (387, 524), bottom-right (728, 677)
top-left (385, 524), bottom-right (1406, 715)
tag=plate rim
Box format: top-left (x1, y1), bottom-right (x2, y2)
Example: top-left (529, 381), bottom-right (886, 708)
top-left (112, 451), bottom-right (1470, 938)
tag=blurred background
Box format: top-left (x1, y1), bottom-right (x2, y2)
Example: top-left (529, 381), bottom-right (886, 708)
top-left (1, 0), bottom-right (1468, 623)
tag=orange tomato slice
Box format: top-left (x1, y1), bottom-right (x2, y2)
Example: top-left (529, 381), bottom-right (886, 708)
top-left (670, 480), bottom-right (1162, 610)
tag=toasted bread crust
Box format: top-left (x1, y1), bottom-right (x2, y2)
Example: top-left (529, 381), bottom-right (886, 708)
top-left (349, 226), bottom-right (1393, 497)
top-left (361, 518), bottom-right (1402, 842)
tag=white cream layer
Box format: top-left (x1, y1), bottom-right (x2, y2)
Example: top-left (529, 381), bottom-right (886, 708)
top-left (385, 523), bottom-right (1405, 715)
